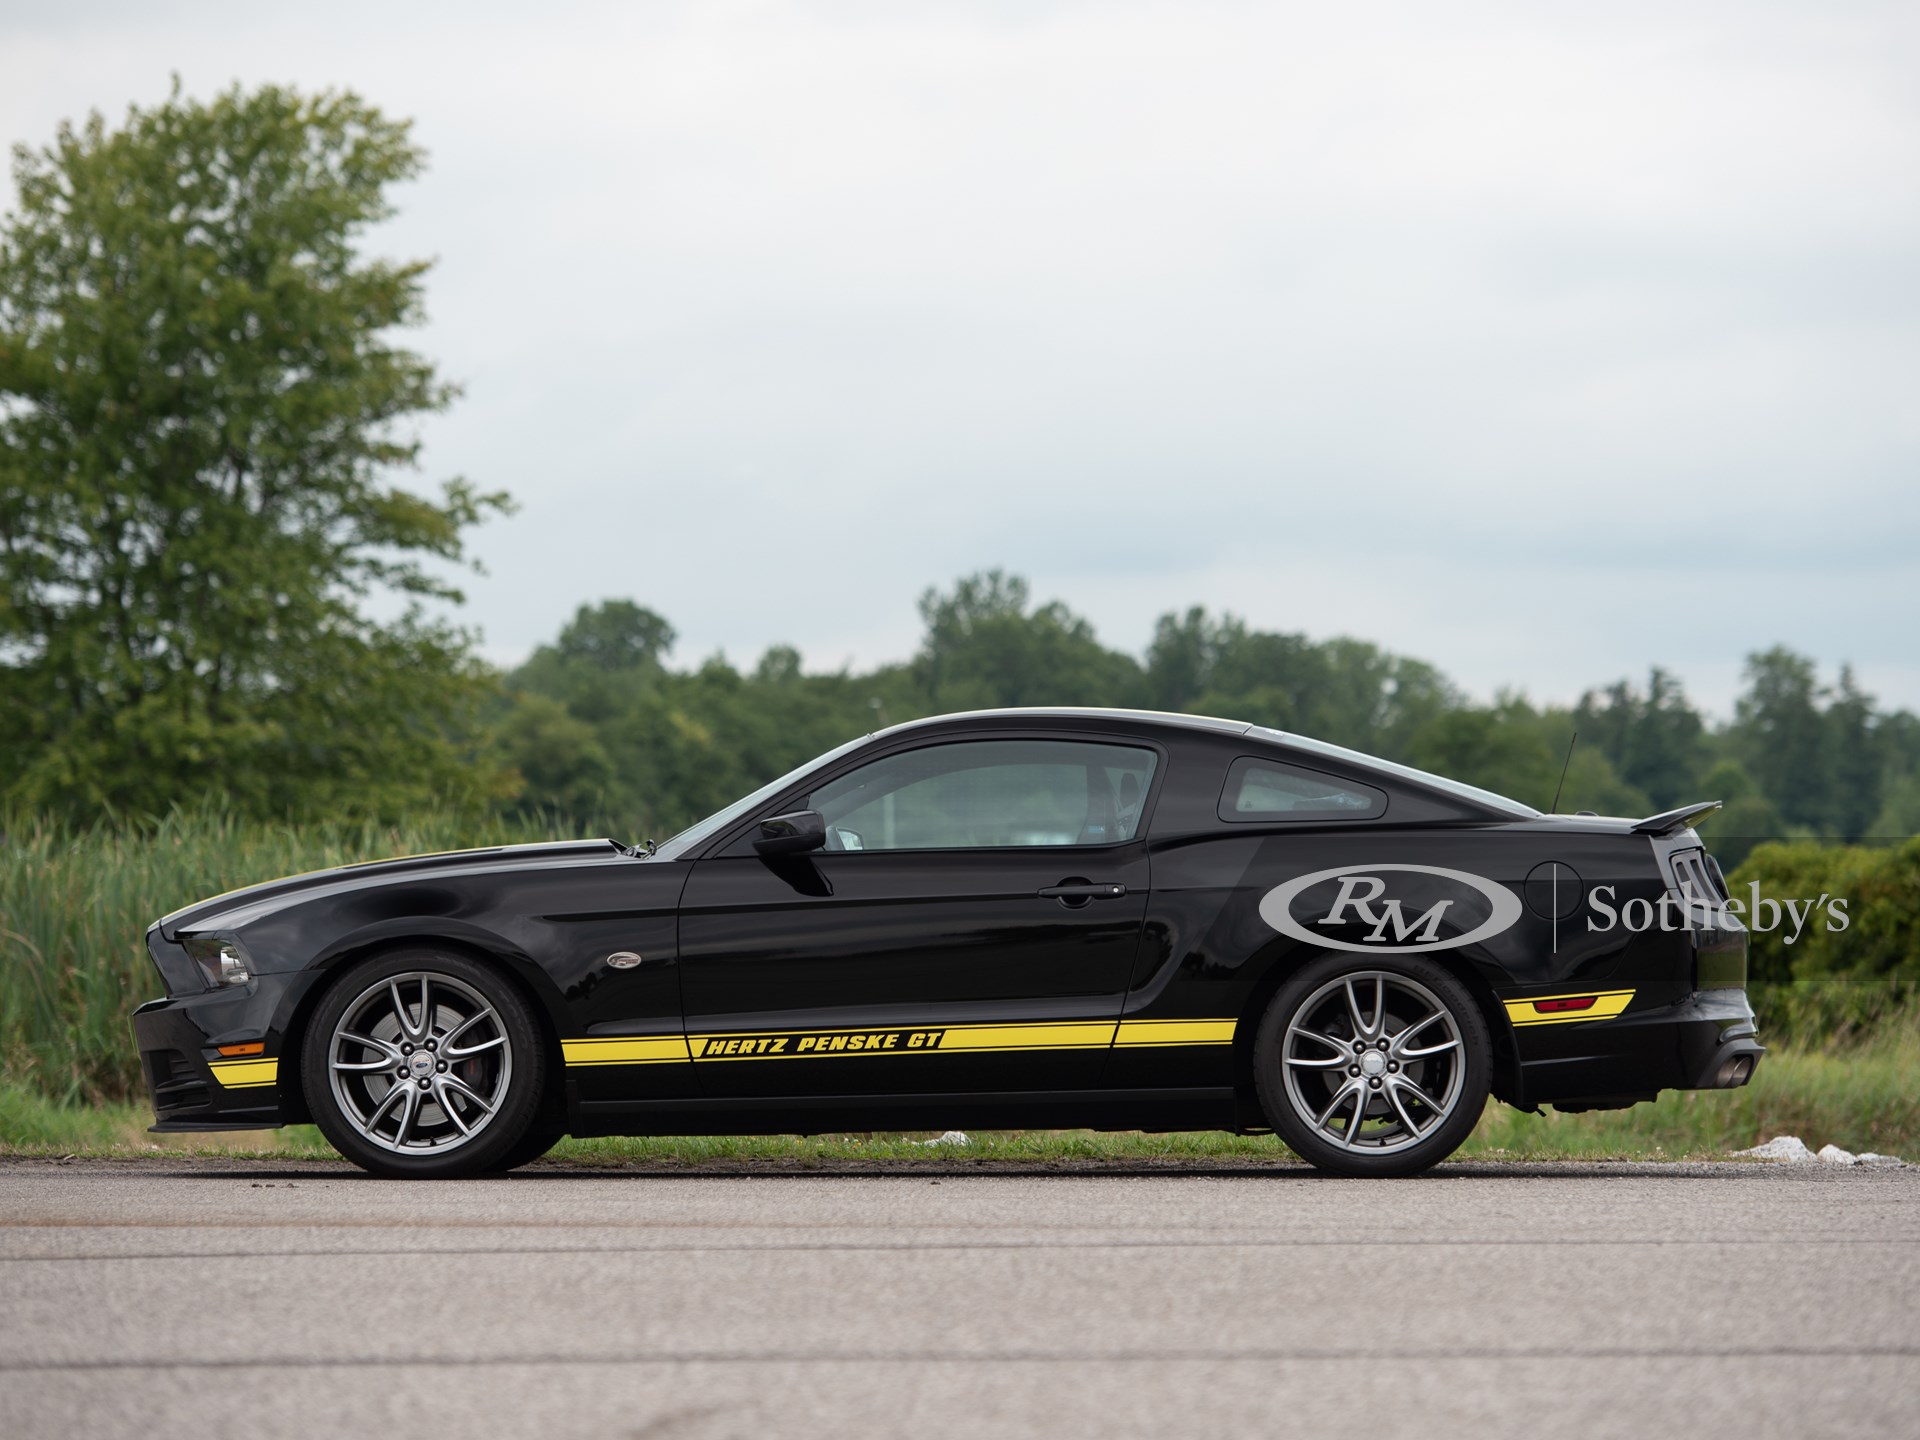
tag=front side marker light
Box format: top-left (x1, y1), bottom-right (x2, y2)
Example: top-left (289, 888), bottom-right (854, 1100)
top-left (183, 936), bottom-right (252, 988)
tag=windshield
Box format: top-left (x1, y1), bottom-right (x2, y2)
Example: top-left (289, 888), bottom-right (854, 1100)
top-left (651, 732), bottom-right (875, 859)
top-left (1247, 726), bottom-right (1540, 819)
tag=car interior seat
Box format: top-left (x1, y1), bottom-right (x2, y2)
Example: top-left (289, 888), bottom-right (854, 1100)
top-left (1078, 767), bottom-right (1120, 844)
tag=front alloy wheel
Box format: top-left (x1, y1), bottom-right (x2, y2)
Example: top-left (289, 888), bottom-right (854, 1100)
top-left (1255, 954), bottom-right (1491, 1176)
top-left (303, 950), bottom-right (546, 1177)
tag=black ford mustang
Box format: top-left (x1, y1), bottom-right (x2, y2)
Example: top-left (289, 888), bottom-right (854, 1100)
top-left (134, 708), bottom-right (1761, 1177)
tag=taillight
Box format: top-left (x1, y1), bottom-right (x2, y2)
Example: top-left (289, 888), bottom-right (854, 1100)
top-left (1533, 996), bottom-right (1598, 1014)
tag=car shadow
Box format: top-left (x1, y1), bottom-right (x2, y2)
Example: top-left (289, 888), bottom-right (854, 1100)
top-left (84, 1158), bottom-right (1796, 1183)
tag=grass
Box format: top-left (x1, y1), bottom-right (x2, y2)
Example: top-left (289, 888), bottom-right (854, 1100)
top-left (1467, 1026), bottom-right (1920, 1159)
top-left (6, 1035), bottom-right (1912, 1164)
top-left (0, 1082), bottom-right (336, 1157)
top-left (0, 807), bottom-right (562, 1105)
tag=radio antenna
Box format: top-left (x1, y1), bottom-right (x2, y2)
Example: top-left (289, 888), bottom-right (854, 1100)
top-left (1549, 730), bottom-right (1577, 815)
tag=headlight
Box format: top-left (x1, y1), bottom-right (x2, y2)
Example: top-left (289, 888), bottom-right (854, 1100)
top-left (182, 936), bottom-right (252, 988)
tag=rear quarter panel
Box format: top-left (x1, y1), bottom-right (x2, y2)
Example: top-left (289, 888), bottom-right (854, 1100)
top-left (1111, 819), bottom-right (1685, 1103)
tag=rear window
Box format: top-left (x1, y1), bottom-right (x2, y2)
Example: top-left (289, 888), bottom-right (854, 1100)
top-left (1246, 725), bottom-right (1537, 818)
top-left (1218, 757), bottom-right (1387, 822)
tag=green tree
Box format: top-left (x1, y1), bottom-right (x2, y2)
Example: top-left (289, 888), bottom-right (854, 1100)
top-left (1692, 758), bottom-right (1784, 869)
top-left (1403, 696), bottom-right (1645, 814)
top-left (505, 601), bottom-right (678, 828)
top-left (1871, 712), bottom-right (1920, 839)
top-left (511, 601), bottom-right (677, 726)
top-left (1573, 667), bottom-right (1708, 809)
top-left (1879, 711), bottom-right (1920, 784)
top-left (1869, 773), bottom-right (1920, 840)
top-left (1729, 648), bottom-right (1831, 833)
top-left (1144, 606), bottom-right (1228, 711)
top-left (493, 693), bottom-right (615, 822)
top-left (914, 571), bottom-right (1143, 709)
top-left (0, 81), bottom-right (511, 819)
top-left (545, 599), bottom-right (675, 676)
top-left (1155, 608), bottom-right (1456, 758)
top-left (508, 599), bottom-right (933, 838)
top-left (497, 575), bottom-right (1920, 852)
top-left (1824, 666), bottom-right (1881, 840)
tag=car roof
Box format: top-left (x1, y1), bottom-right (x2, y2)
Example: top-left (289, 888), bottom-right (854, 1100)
top-left (875, 707), bottom-right (1255, 739)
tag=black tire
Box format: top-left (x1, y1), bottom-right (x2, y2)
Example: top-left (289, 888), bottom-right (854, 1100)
top-left (484, 1119), bottom-right (565, 1174)
top-left (301, 948), bottom-right (548, 1179)
top-left (483, 1040), bottom-right (570, 1173)
top-left (1254, 952), bottom-right (1491, 1177)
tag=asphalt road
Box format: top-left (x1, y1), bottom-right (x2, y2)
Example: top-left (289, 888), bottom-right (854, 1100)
top-left (1, 1156), bottom-right (1916, 1439)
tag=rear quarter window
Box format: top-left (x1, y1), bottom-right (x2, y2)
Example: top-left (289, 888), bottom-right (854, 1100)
top-left (1218, 756), bottom-right (1387, 823)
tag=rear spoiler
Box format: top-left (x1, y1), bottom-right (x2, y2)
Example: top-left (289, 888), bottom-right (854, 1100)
top-left (1632, 801), bottom-right (1722, 836)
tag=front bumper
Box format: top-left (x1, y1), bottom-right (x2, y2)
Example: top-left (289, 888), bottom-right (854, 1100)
top-left (132, 971), bottom-right (320, 1131)
top-left (1513, 988), bottom-right (1764, 1112)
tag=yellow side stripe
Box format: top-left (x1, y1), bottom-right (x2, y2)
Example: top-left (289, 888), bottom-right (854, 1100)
top-left (687, 1021), bottom-right (1119, 1060)
top-left (208, 1057), bottom-right (278, 1088)
top-left (677, 1020), bottom-right (1112, 1042)
top-left (564, 1018), bottom-right (1245, 1066)
top-left (1504, 989), bottom-right (1636, 1027)
top-left (562, 1036), bottom-right (693, 1066)
top-left (1114, 1019), bottom-right (1237, 1047)
top-left (928, 1022), bottom-right (1116, 1052)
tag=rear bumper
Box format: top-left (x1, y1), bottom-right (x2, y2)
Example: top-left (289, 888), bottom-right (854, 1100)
top-left (1514, 988), bottom-right (1764, 1111)
top-left (132, 972), bottom-right (316, 1131)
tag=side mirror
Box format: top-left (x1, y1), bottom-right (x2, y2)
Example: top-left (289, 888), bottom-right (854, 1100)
top-left (754, 809), bottom-right (827, 856)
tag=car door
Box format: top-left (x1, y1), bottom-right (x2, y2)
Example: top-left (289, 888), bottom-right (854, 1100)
top-left (677, 736), bottom-right (1160, 1097)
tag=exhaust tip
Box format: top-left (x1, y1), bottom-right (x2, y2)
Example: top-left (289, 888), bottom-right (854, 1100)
top-left (1715, 1055), bottom-right (1755, 1089)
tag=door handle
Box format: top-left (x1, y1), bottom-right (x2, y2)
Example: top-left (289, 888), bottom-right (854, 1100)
top-left (1038, 882), bottom-right (1127, 906)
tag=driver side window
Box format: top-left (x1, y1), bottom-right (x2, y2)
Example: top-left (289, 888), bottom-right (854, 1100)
top-left (805, 739), bottom-right (1158, 851)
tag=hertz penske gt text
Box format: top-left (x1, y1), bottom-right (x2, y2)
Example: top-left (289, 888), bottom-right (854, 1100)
top-left (135, 709), bottom-right (1763, 1177)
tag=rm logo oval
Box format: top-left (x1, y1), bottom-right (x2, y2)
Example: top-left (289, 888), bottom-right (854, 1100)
top-left (1258, 863), bottom-right (1523, 955)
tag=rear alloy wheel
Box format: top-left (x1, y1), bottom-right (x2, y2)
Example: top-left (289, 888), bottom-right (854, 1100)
top-left (303, 949), bottom-right (548, 1178)
top-left (1254, 954), bottom-right (1491, 1177)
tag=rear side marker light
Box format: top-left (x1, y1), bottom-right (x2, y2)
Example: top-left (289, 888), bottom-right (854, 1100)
top-left (216, 1042), bottom-right (266, 1057)
top-left (1533, 996), bottom-right (1598, 1014)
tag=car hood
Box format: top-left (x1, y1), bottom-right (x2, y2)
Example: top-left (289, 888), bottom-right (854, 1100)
top-left (155, 839), bottom-right (636, 939)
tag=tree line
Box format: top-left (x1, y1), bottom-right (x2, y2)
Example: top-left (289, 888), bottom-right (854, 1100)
top-left (3, 83), bottom-right (1915, 864)
top-left (493, 580), bottom-right (1920, 865)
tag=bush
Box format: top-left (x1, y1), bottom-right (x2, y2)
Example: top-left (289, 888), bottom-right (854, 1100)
top-left (1727, 838), bottom-right (1920, 1046)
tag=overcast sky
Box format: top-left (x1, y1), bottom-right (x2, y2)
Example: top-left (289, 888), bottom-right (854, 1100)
top-left (5, 1), bottom-right (1917, 717)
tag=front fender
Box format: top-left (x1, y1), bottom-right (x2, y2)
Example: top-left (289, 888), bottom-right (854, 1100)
top-left (300, 916), bottom-right (572, 1030)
